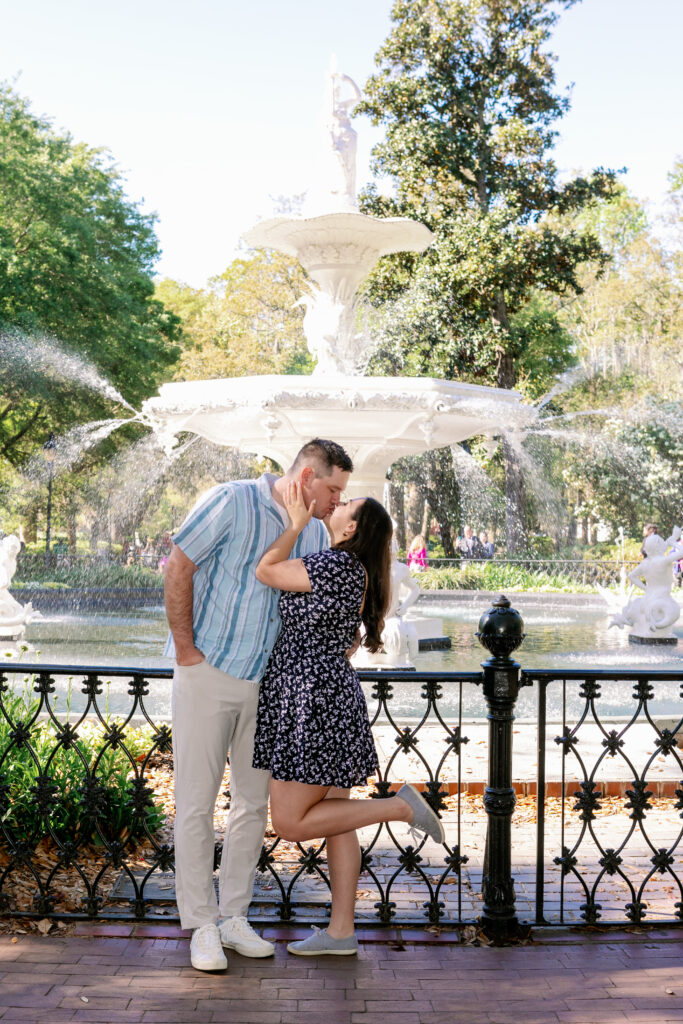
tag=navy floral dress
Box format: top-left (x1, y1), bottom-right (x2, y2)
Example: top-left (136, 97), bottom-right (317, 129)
top-left (252, 548), bottom-right (379, 788)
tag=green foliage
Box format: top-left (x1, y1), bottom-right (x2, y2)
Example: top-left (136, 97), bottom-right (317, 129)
top-left (0, 80), bottom-right (181, 466)
top-left (0, 683), bottom-right (165, 847)
top-left (158, 248), bottom-right (313, 381)
top-left (559, 408), bottom-right (683, 536)
top-left (357, 0), bottom-right (618, 391)
top-left (14, 561), bottom-right (161, 588)
top-left (418, 561), bottom-right (593, 592)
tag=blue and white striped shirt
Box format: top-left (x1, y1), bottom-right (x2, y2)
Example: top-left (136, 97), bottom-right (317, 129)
top-left (165, 473), bottom-right (328, 680)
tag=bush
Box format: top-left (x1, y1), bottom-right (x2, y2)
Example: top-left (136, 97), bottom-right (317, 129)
top-left (418, 562), bottom-right (594, 593)
top-left (0, 683), bottom-right (166, 848)
top-left (14, 563), bottom-right (161, 589)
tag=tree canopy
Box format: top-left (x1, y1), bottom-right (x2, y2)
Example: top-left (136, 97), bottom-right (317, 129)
top-left (157, 249), bottom-right (312, 381)
top-left (355, 0), bottom-right (620, 548)
top-left (0, 81), bottom-right (181, 464)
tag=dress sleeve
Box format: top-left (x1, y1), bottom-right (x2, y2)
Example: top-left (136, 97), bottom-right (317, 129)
top-left (301, 549), bottom-right (365, 613)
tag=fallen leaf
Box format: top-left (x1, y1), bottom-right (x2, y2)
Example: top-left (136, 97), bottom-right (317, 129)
top-left (36, 919), bottom-right (52, 935)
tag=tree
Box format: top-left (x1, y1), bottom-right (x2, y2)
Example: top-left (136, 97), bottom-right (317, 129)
top-left (159, 249), bottom-right (313, 381)
top-left (357, 0), bottom-right (619, 549)
top-left (0, 81), bottom-right (181, 466)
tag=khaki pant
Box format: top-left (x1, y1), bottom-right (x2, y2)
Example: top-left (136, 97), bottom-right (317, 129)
top-left (172, 660), bottom-right (270, 929)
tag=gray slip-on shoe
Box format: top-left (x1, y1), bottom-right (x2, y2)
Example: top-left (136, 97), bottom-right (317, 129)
top-left (287, 926), bottom-right (358, 956)
top-left (396, 783), bottom-right (445, 844)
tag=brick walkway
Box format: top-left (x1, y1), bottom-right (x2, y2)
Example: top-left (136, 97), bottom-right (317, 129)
top-left (0, 923), bottom-right (681, 1023)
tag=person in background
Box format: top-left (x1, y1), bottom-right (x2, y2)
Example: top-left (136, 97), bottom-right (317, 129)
top-left (479, 531), bottom-right (495, 559)
top-left (641, 523), bottom-right (659, 557)
top-left (407, 533), bottom-right (428, 570)
top-left (458, 525), bottom-right (483, 558)
top-left (165, 438), bottom-right (352, 972)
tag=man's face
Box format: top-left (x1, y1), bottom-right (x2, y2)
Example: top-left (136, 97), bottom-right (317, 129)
top-left (300, 466), bottom-right (350, 519)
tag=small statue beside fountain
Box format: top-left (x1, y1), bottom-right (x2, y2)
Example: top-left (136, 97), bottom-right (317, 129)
top-left (353, 533), bottom-right (420, 669)
top-left (610, 526), bottom-right (683, 645)
top-left (0, 535), bottom-right (40, 641)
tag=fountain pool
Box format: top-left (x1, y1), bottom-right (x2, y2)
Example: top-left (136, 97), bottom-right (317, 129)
top-left (13, 596), bottom-right (682, 722)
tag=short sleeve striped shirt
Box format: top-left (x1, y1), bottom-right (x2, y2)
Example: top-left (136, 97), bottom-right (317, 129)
top-left (164, 473), bottom-right (328, 680)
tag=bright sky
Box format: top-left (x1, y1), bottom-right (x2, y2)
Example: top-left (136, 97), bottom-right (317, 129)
top-left (1, 0), bottom-right (681, 288)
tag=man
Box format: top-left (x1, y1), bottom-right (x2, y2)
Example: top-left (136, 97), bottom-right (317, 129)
top-left (457, 524), bottom-right (483, 559)
top-left (165, 439), bottom-right (353, 971)
top-left (479, 530), bottom-right (495, 559)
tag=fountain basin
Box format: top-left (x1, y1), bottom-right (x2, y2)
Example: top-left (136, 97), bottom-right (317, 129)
top-left (142, 374), bottom-right (531, 498)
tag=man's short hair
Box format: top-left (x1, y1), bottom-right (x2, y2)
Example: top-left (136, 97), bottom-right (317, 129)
top-left (291, 438), bottom-right (353, 476)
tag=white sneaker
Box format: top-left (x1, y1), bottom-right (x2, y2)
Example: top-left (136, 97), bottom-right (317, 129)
top-left (190, 923), bottom-right (228, 971)
top-left (219, 916), bottom-right (275, 957)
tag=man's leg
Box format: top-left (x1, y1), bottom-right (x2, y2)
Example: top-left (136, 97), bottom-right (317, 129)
top-left (217, 676), bottom-right (270, 919)
top-left (172, 661), bottom-right (238, 930)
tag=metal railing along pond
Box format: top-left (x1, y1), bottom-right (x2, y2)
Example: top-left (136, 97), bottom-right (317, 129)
top-left (0, 596), bottom-right (680, 939)
top-left (425, 557), bottom-right (638, 588)
top-left (16, 552), bottom-right (639, 589)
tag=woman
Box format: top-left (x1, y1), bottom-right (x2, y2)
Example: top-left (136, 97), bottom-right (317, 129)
top-left (253, 484), bottom-right (444, 956)
top-left (407, 533), bottom-right (427, 570)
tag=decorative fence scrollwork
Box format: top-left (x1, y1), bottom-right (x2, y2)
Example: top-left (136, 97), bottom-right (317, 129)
top-left (0, 632), bottom-right (681, 935)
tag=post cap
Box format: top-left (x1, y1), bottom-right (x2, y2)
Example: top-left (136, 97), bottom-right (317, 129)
top-left (476, 593), bottom-right (525, 662)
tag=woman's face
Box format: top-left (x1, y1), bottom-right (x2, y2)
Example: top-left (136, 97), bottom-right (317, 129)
top-left (326, 498), bottom-right (365, 543)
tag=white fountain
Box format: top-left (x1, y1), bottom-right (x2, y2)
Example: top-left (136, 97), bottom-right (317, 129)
top-left (610, 527), bottom-right (683, 645)
top-left (141, 63), bottom-right (533, 500)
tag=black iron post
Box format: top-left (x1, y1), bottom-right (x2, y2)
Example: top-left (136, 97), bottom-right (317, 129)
top-left (43, 433), bottom-right (56, 569)
top-left (476, 594), bottom-right (525, 942)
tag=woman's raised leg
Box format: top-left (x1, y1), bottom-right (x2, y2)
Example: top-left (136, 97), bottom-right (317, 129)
top-left (270, 779), bottom-right (412, 842)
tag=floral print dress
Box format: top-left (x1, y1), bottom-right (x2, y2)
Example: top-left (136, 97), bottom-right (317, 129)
top-left (252, 548), bottom-right (379, 788)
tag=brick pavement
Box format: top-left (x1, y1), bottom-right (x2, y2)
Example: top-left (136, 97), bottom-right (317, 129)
top-left (0, 923), bottom-right (681, 1024)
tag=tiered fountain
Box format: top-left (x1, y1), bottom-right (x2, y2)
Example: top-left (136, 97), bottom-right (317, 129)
top-left (141, 63), bottom-right (533, 500)
top-left (138, 63), bottom-right (537, 667)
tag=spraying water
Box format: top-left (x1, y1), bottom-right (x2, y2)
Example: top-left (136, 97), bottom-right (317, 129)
top-left (0, 326), bottom-right (137, 413)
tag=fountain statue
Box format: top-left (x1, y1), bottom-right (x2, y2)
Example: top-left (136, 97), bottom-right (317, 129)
top-left (141, 62), bottom-right (533, 501)
top-left (0, 535), bottom-right (40, 642)
top-left (610, 526), bottom-right (683, 645)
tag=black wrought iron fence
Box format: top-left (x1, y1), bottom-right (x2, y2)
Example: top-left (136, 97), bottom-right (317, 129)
top-left (525, 668), bottom-right (683, 928)
top-left (0, 663), bottom-right (484, 928)
top-left (0, 622), bottom-right (681, 936)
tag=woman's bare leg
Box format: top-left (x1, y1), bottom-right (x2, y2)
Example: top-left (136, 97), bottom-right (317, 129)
top-left (323, 788), bottom-right (360, 939)
top-left (269, 779), bottom-right (412, 843)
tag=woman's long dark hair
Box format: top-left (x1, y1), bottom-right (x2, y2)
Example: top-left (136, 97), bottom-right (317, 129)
top-left (334, 497), bottom-right (393, 653)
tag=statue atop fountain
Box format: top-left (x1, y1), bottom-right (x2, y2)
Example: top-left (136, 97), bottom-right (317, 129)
top-left (0, 535), bottom-right (40, 642)
top-left (610, 526), bottom-right (683, 645)
top-left (307, 61), bottom-right (362, 216)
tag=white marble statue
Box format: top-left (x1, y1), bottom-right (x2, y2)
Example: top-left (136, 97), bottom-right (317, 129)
top-left (353, 534), bottom-right (421, 669)
top-left (327, 70), bottom-right (362, 208)
top-left (0, 534), bottom-right (39, 640)
top-left (610, 527), bottom-right (683, 641)
top-left (308, 63), bottom-right (362, 215)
